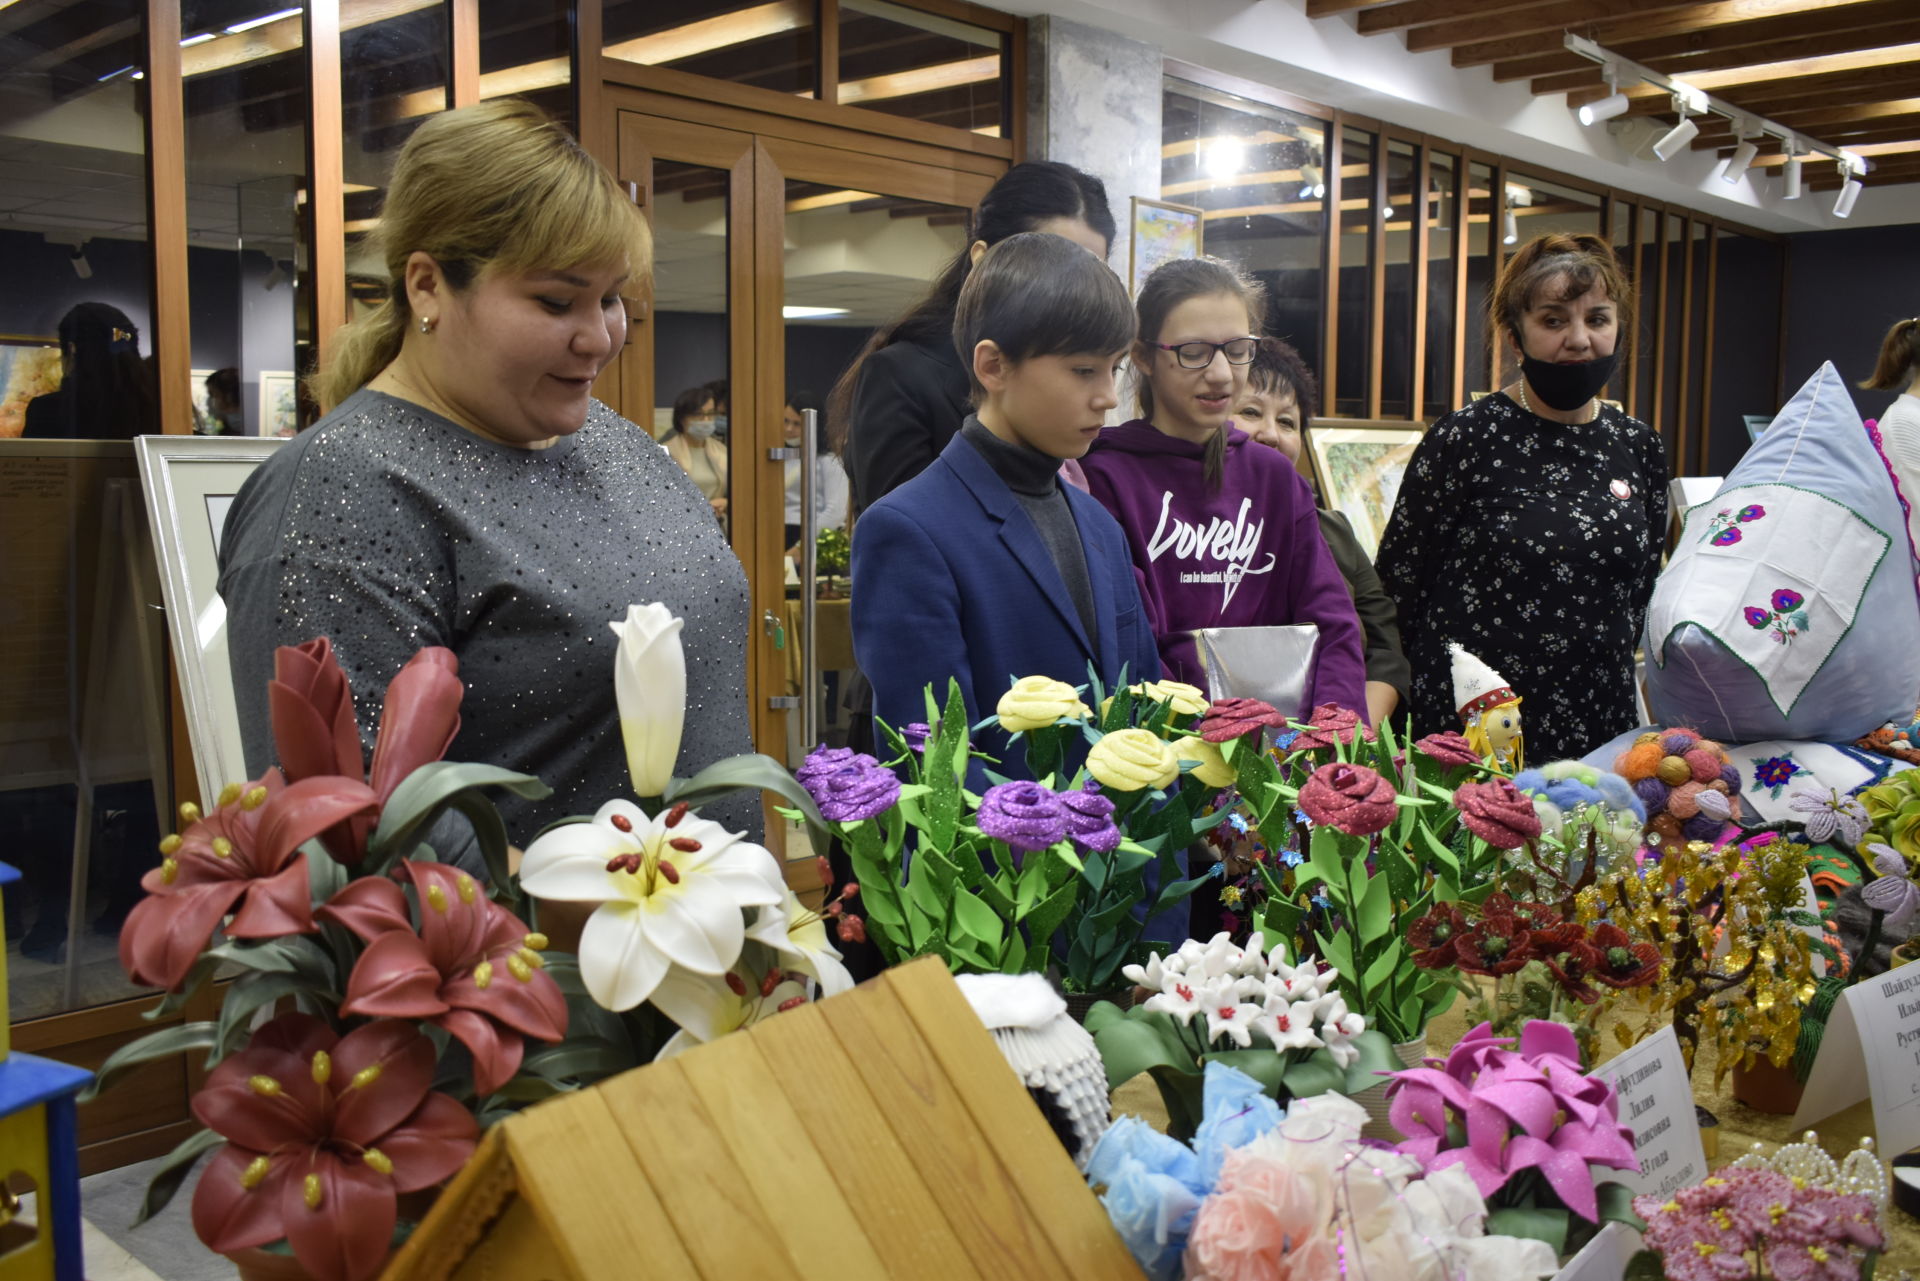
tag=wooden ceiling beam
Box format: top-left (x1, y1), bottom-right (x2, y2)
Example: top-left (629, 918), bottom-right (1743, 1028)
top-left (1598, 66), bottom-right (1920, 115)
top-left (1694, 113), bottom-right (1920, 149)
top-left (1807, 162), bottom-right (1920, 189)
top-left (1356, 0), bottom-right (1559, 36)
top-left (1404, 0), bottom-right (1728, 54)
top-left (1305, 0), bottom-right (1405, 15)
top-left (1465, 0), bottom-right (1897, 70)
top-left (1513, 12), bottom-right (1920, 88)
top-left (1684, 96), bottom-right (1920, 138)
top-left (1593, 40), bottom-right (1920, 110)
top-left (1457, 0), bottom-right (1883, 62)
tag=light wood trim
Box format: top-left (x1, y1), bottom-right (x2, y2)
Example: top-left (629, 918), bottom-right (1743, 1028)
top-left (1449, 152), bottom-right (1468, 413)
top-left (599, 57), bottom-right (1016, 161)
top-left (1698, 225), bottom-right (1718, 477)
top-left (889, 0), bottom-right (1017, 33)
top-left (308, 0), bottom-right (347, 369)
top-left (750, 139), bottom-right (788, 841)
top-left (450, 0), bottom-right (478, 106)
top-left (1366, 132), bottom-right (1387, 419)
top-left (1676, 216), bottom-right (1696, 476)
top-left (1410, 142), bottom-right (1432, 423)
top-left (576, 0), bottom-right (604, 153)
top-left (1652, 212), bottom-right (1672, 461)
top-left (818, 0), bottom-right (840, 106)
top-left (146, 0), bottom-right (191, 436)
top-left (601, 81), bottom-right (1007, 178)
top-left (761, 135), bottom-right (997, 208)
top-left (1005, 17), bottom-right (1026, 162)
top-left (1320, 121), bottom-right (1343, 420)
top-left (1488, 158), bottom-right (1508, 393)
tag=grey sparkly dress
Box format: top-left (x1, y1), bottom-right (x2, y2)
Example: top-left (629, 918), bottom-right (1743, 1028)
top-left (217, 389), bottom-right (759, 866)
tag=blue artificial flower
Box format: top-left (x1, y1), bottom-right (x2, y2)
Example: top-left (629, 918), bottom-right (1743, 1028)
top-left (1191, 1061), bottom-right (1283, 1187)
top-left (1086, 1117), bottom-right (1207, 1281)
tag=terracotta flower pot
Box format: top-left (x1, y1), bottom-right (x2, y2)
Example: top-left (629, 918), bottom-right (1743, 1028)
top-left (1731, 1055), bottom-right (1806, 1115)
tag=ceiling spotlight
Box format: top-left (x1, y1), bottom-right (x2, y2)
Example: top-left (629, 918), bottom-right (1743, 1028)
top-left (1204, 136), bottom-right (1247, 181)
top-left (1833, 157), bottom-right (1863, 218)
top-left (1722, 139), bottom-right (1758, 184)
top-left (1783, 147), bottom-right (1803, 200)
top-left (1299, 161), bottom-right (1324, 200)
top-left (1503, 206), bottom-right (1518, 245)
top-left (1651, 109), bottom-right (1699, 163)
top-left (69, 245), bottom-right (91, 279)
top-left (1578, 93), bottom-right (1629, 127)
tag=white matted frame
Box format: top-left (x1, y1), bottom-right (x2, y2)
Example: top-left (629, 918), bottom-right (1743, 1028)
top-left (1129, 197), bottom-right (1203, 295)
top-left (1303, 419), bottom-right (1427, 560)
top-left (136, 435), bottom-right (285, 807)
top-left (259, 370), bottom-right (298, 438)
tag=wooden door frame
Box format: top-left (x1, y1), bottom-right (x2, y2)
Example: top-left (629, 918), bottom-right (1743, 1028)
top-left (601, 88), bottom-right (1002, 851)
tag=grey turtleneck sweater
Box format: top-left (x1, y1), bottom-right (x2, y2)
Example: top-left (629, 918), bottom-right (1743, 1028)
top-left (960, 416), bottom-right (1097, 642)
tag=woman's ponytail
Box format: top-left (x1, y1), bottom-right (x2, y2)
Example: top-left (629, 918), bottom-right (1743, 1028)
top-left (1861, 317), bottom-right (1920, 392)
top-left (312, 294), bottom-right (409, 412)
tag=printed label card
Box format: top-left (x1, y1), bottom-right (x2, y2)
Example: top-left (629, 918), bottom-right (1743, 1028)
top-left (1791, 965), bottom-right (1920, 1155)
top-left (1591, 1024), bottom-right (1708, 1201)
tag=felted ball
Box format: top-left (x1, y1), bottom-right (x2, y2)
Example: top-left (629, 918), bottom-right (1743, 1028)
top-left (1634, 777), bottom-right (1671, 813)
top-left (1596, 774), bottom-right (1649, 822)
top-left (1719, 763), bottom-right (1741, 792)
top-left (1649, 812), bottom-right (1686, 846)
top-left (1682, 813), bottom-right (1723, 842)
top-left (1667, 781), bottom-right (1705, 819)
top-left (1661, 732), bottom-right (1698, 755)
top-left (1657, 755), bottom-right (1693, 786)
top-left (1684, 748), bottom-right (1722, 783)
top-left (1617, 742), bottom-right (1663, 780)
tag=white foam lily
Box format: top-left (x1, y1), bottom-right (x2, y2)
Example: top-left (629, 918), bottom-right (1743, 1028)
top-left (746, 889), bottom-right (854, 996)
top-left (651, 963), bottom-right (811, 1059)
top-left (611, 603), bottom-right (686, 798)
top-left (516, 798), bottom-right (784, 1011)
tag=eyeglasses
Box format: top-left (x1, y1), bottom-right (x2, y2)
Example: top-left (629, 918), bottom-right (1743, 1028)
top-left (1151, 337), bottom-right (1258, 370)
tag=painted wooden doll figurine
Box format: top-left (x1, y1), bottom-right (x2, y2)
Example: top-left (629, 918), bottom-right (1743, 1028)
top-left (1452, 643), bottom-right (1525, 772)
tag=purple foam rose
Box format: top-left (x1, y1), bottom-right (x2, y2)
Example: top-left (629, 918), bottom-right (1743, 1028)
top-left (902, 722), bottom-right (932, 753)
top-left (798, 745), bottom-right (859, 788)
top-left (1059, 787), bottom-right (1121, 853)
top-left (976, 781), bottom-right (1069, 853)
top-left (805, 753), bottom-right (901, 822)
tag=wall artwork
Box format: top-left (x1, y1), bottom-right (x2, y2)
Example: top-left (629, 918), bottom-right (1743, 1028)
top-left (0, 336), bottom-right (63, 439)
top-left (259, 370), bottom-right (298, 438)
top-left (191, 368), bottom-right (215, 432)
top-left (1128, 198), bottom-right (1203, 296)
top-left (1304, 421), bottom-right (1428, 560)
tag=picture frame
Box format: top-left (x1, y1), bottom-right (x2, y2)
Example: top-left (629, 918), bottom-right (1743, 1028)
top-left (1129, 197), bottom-right (1203, 295)
top-left (0, 333), bottom-right (63, 439)
top-left (190, 368), bottom-right (215, 432)
top-left (259, 369), bottom-right (299, 438)
top-left (135, 435), bottom-right (286, 807)
top-left (1303, 419), bottom-right (1428, 560)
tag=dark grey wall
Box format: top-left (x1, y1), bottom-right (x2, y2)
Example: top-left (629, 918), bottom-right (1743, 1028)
top-left (653, 309), bottom-right (870, 423)
top-left (1783, 224), bottom-right (1920, 424)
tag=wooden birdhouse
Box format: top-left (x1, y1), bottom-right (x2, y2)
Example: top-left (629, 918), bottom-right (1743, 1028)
top-left (380, 956), bottom-right (1136, 1280)
top-left (0, 862), bottom-right (93, 1281)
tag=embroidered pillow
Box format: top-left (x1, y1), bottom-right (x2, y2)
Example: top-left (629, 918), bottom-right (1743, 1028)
top-left (1643, 362), bottom-right (1920, 743)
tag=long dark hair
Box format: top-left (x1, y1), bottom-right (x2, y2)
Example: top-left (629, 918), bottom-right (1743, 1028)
top-left (50, 302), bottom-right (158, 439)
top-left (1133, 257), bottom-right (1265, 492)
top-left (826, 161), bottom-right (1116, 449)
top-left (1862, 317), bottom-right (1920, 391)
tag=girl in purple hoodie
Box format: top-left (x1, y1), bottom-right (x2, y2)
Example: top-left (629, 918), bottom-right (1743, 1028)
top-left (1080, 257), bottom-right (1368, 718)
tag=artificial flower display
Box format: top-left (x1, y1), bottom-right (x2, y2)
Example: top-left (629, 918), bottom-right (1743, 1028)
top-left (1629, 1167), bottom-right (1885, 1281)
top-left (1085, 932), bottom-right (1397, 1139)
top-left (1387, 1020), bottom-right (1642, 1253)
top-left (1858, 768), bottom-right (1920, 863)
top-left (1087, 1060), bottom-right (1561, 1281)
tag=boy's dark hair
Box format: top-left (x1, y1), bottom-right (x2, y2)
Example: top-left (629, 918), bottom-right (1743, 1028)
top-left (1245, 337), bottom-right (1319, 435)
top-left (828, 161), bottom-right (1115, 446)
top-left (952, 232), bottom-right (1136, 404)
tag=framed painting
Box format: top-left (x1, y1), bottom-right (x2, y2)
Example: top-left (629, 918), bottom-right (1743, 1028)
top-left (1129, 198), bottom-right (1203, 295)
top-left (0, 335), bottom-right (63, 439)
top-left (135, 435), bottom-right (286, 806)
top-left (259, 370), bottom-right (299, 437)
top-left (191, 368), bottom-right (215, 432)
top-left (1303, 420), bottom-right (1428, 560)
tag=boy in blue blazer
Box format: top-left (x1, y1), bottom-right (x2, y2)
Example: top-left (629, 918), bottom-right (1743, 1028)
top-left (852, 232), bottom-right (1161, 779)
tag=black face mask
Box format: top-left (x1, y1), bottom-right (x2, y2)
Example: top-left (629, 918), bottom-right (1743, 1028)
top-left (1517, 345), bottom-right (1619, 413)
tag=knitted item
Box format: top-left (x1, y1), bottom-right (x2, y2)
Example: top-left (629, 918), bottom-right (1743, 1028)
top-left (954, 973), bottom-right (1111, 1169)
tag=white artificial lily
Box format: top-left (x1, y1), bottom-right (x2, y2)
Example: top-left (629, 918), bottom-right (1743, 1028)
top-left (1253, 996), bottom-right (1325, 1053)
top-left (1202, 982), bottom-right (1262, 1049)
top-left (1142, 974), bottom-right (1206, 1026)
top-left (517, 798), bottom-right (784, 1012)
top-left (1121, 953), bottom-right (1173, 989)
top-left (611, 603), bottom-right (686, 798)
top-left (1318, 995), bottom-right (1367, 1068)
top-left (746, 890), bottom-right (854, 996)
top-left (653, 963), bottom-right (810, 1059)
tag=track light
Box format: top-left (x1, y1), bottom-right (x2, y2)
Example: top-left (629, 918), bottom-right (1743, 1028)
top-left (1651, 110), bottom-right (1699, 163)
top-left (1833, 177), bottom-right (1862, 218)
top-left (1783, 148), bottom-right (1803, 200)
top-left (1502, 206), bottom-right (1518, 245)
top-left (1722, 121), bottom-right (1759, 184)
top-left (69, 245), bottom-right (91, 279)
top-left (1579, 93), bottom-right (1628, 127)
top-left (1299, 161), bottom-right (1324, 200)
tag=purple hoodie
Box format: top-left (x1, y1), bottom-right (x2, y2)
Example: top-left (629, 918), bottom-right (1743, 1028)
top-left (1080, 420), bottom-right (1368, 716)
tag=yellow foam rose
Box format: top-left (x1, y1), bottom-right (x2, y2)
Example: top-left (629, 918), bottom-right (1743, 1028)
top-left (1168, 736), bottom-right (1235, 788)
top-left (997, 675), bottom-right (1091, 733)
top-left (1087, 728), bottom-right (1181, 792)
top-left (1133, 680), bottom-right (1210, 719)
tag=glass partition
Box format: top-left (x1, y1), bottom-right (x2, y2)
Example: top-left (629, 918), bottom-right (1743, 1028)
top-left (1506, 173), bottom-right (1602, 242)
top-left (838, 0), bottom-right (1003, 134)
top-left (603, 0), bottom-right (819, 98)
top-left (1379, 137), bottom-right (1417, 418)
top-left (651, 159), bottom-right (733, 534)
top-left (1462, 162), bottom-right (1495, 398)
top-left (480, 0), bottom-right (572, 127)
top-left (1423, 151), bottom-right (1459, 419)
top-left (1333, 125), bottom-right (1374, 417)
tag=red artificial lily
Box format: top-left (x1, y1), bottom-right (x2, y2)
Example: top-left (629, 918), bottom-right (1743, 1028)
top-left (191, 1013), bottom-right (476, 1281)
top-left (321, 861), bottom-right (566, 1095)
top-left (119, 770), bottom-right (380, 991)
top-left (270, 639), bottom-right (463, 865)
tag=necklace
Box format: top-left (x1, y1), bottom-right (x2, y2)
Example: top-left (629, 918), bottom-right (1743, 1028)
top-left (1515, 380), bottom-right (1598, 424)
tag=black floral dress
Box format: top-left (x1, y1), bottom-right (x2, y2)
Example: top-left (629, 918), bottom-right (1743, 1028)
top-left (1375, 393), bottom-right (1669, 762)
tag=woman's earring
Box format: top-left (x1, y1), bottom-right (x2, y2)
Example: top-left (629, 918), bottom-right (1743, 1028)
top-left (418, 315), bottom-right (436, 334)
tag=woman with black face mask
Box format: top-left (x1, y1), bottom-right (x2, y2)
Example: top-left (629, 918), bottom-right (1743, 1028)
top-left (1376, 233), bottom-right (1668, 761)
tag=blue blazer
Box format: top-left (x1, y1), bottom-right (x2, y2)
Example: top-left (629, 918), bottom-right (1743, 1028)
top-left (852, 433), bottom-right (1162, 777)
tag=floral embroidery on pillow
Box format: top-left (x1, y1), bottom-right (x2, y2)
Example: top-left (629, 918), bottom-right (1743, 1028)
top-left (1744, 588), bottom-right (1811, 646)
top-left (1751, 753), bottom-right (1804, 799)
top-left (1702, 503), bottom-right (1767, 546)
